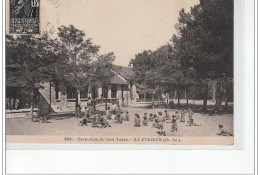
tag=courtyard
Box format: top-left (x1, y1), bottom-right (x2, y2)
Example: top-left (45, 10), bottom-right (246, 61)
top-left (6, 105), bottom-right (233, 137)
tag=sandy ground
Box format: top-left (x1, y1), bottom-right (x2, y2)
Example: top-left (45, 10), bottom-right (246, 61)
top-left (6, 106), bottom-right (233, 137)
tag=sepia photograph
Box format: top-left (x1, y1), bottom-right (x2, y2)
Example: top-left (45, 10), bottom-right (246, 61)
top-left (5, 0), bottom-right (234, 145)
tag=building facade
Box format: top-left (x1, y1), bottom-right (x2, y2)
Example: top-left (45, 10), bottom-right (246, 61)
top-left (38, 65), bottom-right (138, 112)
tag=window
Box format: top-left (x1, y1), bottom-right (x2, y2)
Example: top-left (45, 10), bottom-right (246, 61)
top-left (102, 86), bottom-right (108, 98)
top-left (111, 85), bottom-right (117, 98)
top-left (92, 87), bottom-right (98, 99)
top-left (55, 87), bottom-right (60, 100)
top-left (80, 86), bottom-right (88, 99)
top-left (67, 87), bottom-right (77, 99)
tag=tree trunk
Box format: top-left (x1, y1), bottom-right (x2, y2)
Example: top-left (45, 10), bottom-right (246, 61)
top-left (212, 82), bottom-right (216, 101)
top-left (203, 97), bottom-right (208, 111)
top-left (202, 81), bottom-right (208, 112)
top-left (224, 91), bottom-right (229, 110)
top-left (225, 98), bottom-right (228, 108)
top-left (49, 82), bottom-right (52, 112)
top-left (152, 93), bottom-right (155, 109)
top-left (185, 89), bottom-right (188, 105)
top-left (75, 91), bottom-right (79, 117)
top-left (214, 81), bottom-right (222, 113)
top-left (105, 97), bottom-right (108, 110)
top-left (159, 91), bottom-right (162, 105)
top-left (144, 92), bottom-right (147, 102)
top-left (177, 89), bottom-right (180, 105)
top-left (30, 90), bottom-right (34, 121)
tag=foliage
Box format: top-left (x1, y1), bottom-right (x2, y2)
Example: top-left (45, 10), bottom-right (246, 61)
top-left (172, 0), bottom-right (233, 110)
top-left (6, 25), bottom-right (115, 118)
top-left (130, 0), bottom-right (233, 111)
top-left (6, 33), bottom-right (63, 119)
top-left (55, 25), bottom-right (115, 114)
top-left (173, 0), bottom-right (233, 80)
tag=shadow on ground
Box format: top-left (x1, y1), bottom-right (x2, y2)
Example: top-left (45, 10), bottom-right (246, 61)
top-left (48, 110), bottom-right (106, 120)
top-left (138, 103), bottom-right (233, 115)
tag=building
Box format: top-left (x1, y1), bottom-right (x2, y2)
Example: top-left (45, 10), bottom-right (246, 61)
top-left (36, 65), bottom-right (137, 112)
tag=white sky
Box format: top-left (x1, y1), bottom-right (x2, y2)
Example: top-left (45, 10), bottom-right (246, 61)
top-left (41, 0), bottom-right (199, 66)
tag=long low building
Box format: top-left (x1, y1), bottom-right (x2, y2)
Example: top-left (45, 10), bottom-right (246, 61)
top-left (6, 65), bottom-right (139, 112)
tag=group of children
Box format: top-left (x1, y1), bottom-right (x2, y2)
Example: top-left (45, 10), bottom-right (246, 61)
top-left (180, 108), bottom-right (199, 126)
top-left (105, 106), bottom-right (129, 124)
top-left (78, 103), bottom-right (204, 135)
top-left (133, 108), bottom-right (198, 136)
top-left (79, 104), bottom-right (111, 128)
top-left (78, 105), bottom-right (233, 137)
top-left (79, 103), bottom-right (132, 128)
top-left (80, 113), bottom-right (111, 128)
top-left (133, 110), bottom-right (176, 136)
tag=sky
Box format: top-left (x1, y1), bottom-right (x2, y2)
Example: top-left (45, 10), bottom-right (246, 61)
top-left (41, 0), bottom-right (199, 66)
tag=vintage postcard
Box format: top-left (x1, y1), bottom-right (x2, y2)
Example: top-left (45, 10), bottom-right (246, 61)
top-left (5, 0), bottom-right (234, 145)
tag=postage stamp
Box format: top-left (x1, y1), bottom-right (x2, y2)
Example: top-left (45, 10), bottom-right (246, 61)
top-left (9, 0), bottom-right (40, 34)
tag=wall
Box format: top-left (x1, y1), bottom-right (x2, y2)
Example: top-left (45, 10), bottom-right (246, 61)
top-left (39, 83), bottom-right (77, 112)
top-left (39, 82), bottom-right (138, 113)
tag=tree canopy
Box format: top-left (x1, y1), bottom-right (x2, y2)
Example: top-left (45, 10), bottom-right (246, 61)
top-left (130, 0), bottom-right (233, 110)
top-left (6, 33), bottom-right (65, 119)
top-left (6, 25), bottom-right (116, 118)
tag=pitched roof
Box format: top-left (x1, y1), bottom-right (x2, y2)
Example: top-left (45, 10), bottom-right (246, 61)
top-left (112, 65), bottom-right (134, 81)
top-left (110, 73), bottom-right (128, 85)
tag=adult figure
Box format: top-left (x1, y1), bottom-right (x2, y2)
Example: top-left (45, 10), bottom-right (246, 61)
top-left (157, 112), bottom-right (165, 131)
top-left (6, 97), bottom-right (10, 110)
top-left (15, 98), bottom-right (19, 110)
top-left (188, 108), bottom-right (194, 122)
top-left (10, 98), bottom-right (15, 111)
top-left (37, 100), bottom-right (48, 123)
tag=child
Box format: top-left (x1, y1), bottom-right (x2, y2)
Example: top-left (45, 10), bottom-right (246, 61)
top-left (156, 130), bottom-right (166, 136)
top-left (106, 107), bottom-right (111, 120)
top-left (186, 108), bottom-right (194, 125)
top-left (100, 116), bottom-right (111, 128)
top-left (111, 114), bottom-right (117, 120)
top-left (76, 104), bottom-right (82, 118)
top-left (188, 118), bottom-right (194, 126)
top-left (116, 113), bottom-right (122, 124)
top-left (175, 111), bottom-right (180, 120)
top-left (171, 115), bottom-right (178, 132)
top-left (149, 113), bottom-right (154, 122)
top-left (111, 103), bottom-right (117, 114)
top-left (125, 111), bottom-right (129, 121)
top-left (142, 113), bottom-right (148, 126)
top-left (157, 112), bottom-right (165, 134)
top-left (134, 114), bottom-right (141, 127)
top-left (80, 117), bottom-right (88, 126)
top-left (91, 114), bottom-right (99, 128)
top-left (164, 110), bottom-right (170, 120)
top-left (218, 124), bottom-right (232, 136)
top-left (180, 109), bottom-right (186, 122)
top-left (156, 112), bottom-right (166, 136)
top-left (152, 114), bottom-right (159, 128)
top-left (122, 111), bottom-right (129, 121)
top-left (188, 108), bottom-right (194, 122)
top-left (83, 104), bottom-right (88, 117)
